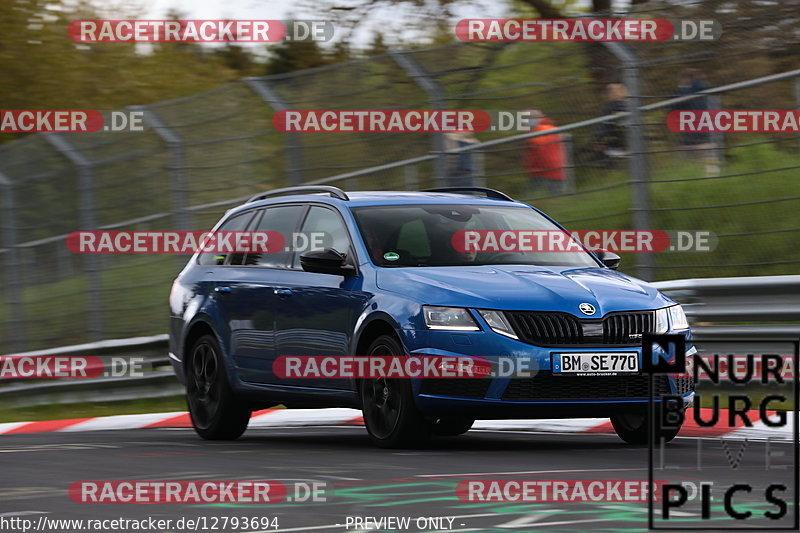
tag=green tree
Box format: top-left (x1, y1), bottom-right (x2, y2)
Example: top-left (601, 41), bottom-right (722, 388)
top-left (366, 31), bottom-right (389, 56)
top-left (214, 44), bottom-right (259, 75)
top-left (0, 0), bottom-right (256, 142)
top-left (265, 38), bottom-right (331, 75)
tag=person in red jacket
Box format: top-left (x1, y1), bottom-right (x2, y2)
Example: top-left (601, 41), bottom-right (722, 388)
top-left (523, 109), bottom-right (567, 197)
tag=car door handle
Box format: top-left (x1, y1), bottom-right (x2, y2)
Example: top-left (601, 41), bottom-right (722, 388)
top-left (214, 286), bottom-right (232, 294)
top-left (273, 288), bottom-right (293, 297)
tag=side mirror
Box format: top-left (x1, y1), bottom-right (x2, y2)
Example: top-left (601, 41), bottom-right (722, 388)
top-left (595, 249), bottom-right (621, 270)
top-left (300, 248), bottom-right (356, 276)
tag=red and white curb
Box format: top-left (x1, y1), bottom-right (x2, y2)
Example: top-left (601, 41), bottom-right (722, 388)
top-left (0, 408), bottom-right (792, 440)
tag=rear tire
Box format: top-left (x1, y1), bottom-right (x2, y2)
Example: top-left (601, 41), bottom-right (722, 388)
top-left (360, 334), bottom-right (432, 448)
top-left (186, 334), bottom-right (250, 440)
top-left (611, 411), bottom-right (681, 445)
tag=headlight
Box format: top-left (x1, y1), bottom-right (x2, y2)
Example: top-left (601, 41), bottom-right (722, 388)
top-left (668, 304), bottom-right (690, 330)
top-left (654, 305), bottom-right (690, 333)
top-left (655, 307), bottom-right (669, 333)
top-left (422, 306), bottom-right (479, 331)
top-left (478, 310), bottom-right (519, 340)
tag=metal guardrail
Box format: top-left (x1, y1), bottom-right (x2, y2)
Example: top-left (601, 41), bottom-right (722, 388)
top-left (0, 334), bottom-right (177, 407)
top-left (652, 274), bottom-right (800, 341)
top-left (653, 274), bottom-right (800, 323)
top-left (0, 372), bottom-right (182, 408)
top-left (0, 276), bottom-right (797, 407)
top-left (5, 334), bottom-right (170, 363)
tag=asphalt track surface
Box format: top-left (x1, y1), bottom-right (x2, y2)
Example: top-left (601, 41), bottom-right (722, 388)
top-left (1, 425), bottom-right (797, 532)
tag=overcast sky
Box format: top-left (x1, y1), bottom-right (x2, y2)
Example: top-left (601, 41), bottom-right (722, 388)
top-left (144, 0), bottom-right (299, 20)
top-left (141, 0), bottom-right (514, 48)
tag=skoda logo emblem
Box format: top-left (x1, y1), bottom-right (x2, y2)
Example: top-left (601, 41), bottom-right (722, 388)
top-left (579, 303), bottom-right (596, 316)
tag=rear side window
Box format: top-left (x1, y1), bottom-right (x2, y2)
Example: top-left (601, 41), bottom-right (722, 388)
top-left (197, 211), bottom-right (254, 266)
top-left (244, 205), bottom-right (305, 268)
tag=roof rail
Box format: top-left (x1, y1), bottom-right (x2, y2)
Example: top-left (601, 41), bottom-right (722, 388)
top-left (247, 185), bottom-right (349, 203)
top-left (422, 187), bottom-right (514, 201)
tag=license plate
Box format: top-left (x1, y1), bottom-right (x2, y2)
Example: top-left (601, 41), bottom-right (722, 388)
top-left (552, 352), bottom-right (639, 376)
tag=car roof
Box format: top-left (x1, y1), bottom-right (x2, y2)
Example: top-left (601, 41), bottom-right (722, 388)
top-left (231, 191), bottom-right (531, 214)
top-left (346, 191), bottom-right (529, 207)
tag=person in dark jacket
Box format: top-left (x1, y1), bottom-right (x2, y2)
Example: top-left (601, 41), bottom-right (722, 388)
top-left (594, 83), bottom-right (629, 167)
top-left (674, 68), bottom-right (711, 146)
top-left (672, 68), bottom-right (720, 175)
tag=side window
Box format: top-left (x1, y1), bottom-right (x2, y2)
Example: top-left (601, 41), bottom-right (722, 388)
top-left (244, 205), bottom-right (305, 268)
top-left (197, 212), bottom-right (253, 266)
top-left (291, 206), bottom-right (353, 269)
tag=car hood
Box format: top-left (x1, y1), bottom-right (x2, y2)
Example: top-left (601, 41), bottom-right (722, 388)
top-left (376, 265), bottom-right (671, 315)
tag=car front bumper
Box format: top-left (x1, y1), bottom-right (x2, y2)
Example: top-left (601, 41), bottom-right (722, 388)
top-left (403, 328), bottom-right (695, 418)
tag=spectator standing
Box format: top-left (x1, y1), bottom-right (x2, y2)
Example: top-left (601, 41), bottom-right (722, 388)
top-left (594, 83), bottom-right (629, 167)
top-left (673, 68), bottom-right (720, 175)
top-left (444, 131), bottom-right (479, 187)
top-left (523, 109), bottom-right (568, 197)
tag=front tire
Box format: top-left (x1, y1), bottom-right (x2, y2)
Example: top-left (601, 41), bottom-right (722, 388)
top-left (611, 411), bottom-right (681, 445)
top-left (186, 334), bottom-right (250, 440)
top-left (360, 335), bottom-right (432, 448)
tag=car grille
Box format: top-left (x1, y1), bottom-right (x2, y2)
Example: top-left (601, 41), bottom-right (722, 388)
top-left (674, 376), bottom-right (695, 395)
top-left (420, 378), bottom-right (492, 399)
top-left (504, 310), bottom-right (655, 347)
top-left (502, 374), bottom-right (672, 401)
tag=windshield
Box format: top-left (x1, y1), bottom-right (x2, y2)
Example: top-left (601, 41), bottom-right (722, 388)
top-left (352, 204), bottom-right (599, 267)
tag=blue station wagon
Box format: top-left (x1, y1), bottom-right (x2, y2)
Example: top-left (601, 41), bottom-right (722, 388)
top-left (168, 186), bottom-right (694, 448)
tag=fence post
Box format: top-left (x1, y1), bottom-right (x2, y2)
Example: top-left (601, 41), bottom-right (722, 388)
top-left (0, 172), bottom-right (26, 352)
top-left (604, 42), bottom-right (654, 280)
top-left (708, 95), bottom-right (724, 171)
top-left (131, 106), bottom-right (191, 231)
top-left (563, 133), bottom-right (576, 194)
top-left (404, 165), bottom-right (418, 191)
top-left (244, 78), bottom-right (303, 185)
top-left (43, 133), bottom-right (104, 341)
top-left (390, 51), bottom-right (448, 187)
top-left (474, 150), bottom-right (486, 188)
top-left (794, 76), bottom-right (800, 151)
